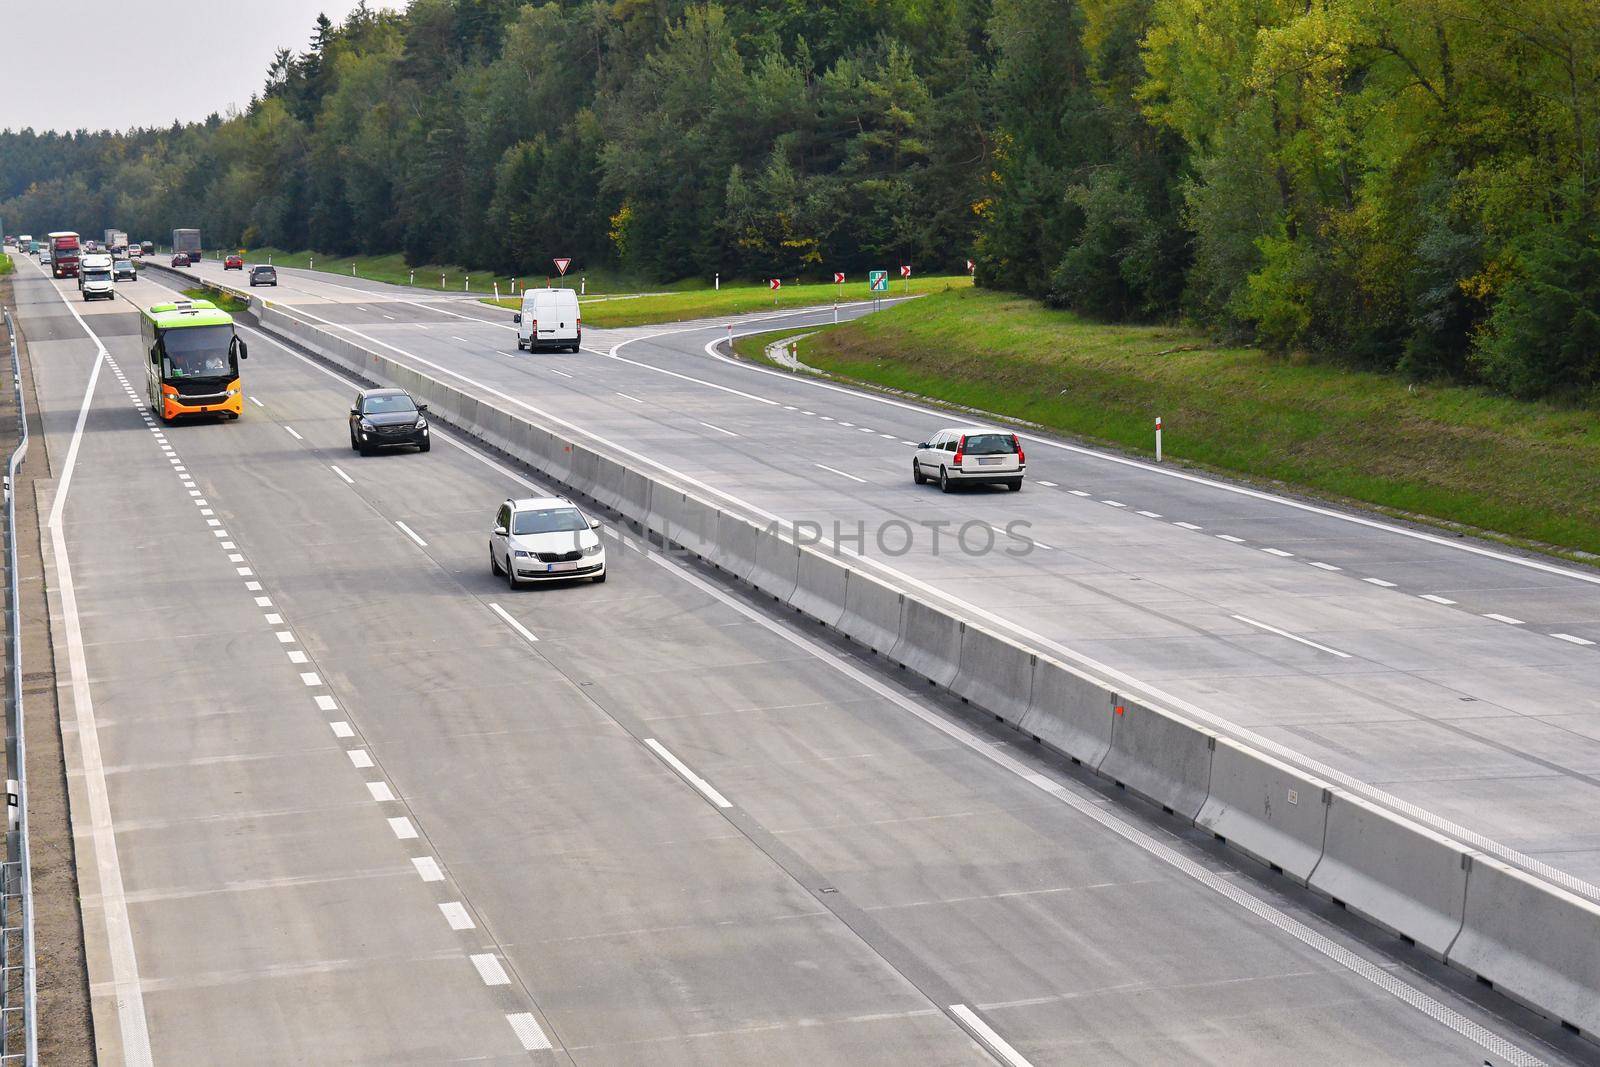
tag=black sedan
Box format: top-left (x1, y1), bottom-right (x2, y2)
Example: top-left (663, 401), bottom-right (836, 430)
top-left (113, 259), bottom-right (138, 281)
top-left (248, 264), bottom-right (278, 287)
top-left (349, 388), bottom-right (431, 455)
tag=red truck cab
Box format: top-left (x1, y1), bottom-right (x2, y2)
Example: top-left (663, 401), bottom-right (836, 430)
top-left (48, 231), bottom-right (81, 278)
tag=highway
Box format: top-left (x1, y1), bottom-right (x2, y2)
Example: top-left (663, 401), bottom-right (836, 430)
top-left (9, 256), bottom-right (1588, 1064)
top-left (186, 256), bottom-right (1600, 903)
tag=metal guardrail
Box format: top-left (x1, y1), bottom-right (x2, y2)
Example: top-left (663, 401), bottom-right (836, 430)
top-left (1, 305), bottom-right (36, 1065)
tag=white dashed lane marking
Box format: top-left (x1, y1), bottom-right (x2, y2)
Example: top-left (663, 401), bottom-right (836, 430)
top-left (1419, 594), bottom-right (1457, 605)
top-left (815, 463), bottom-right (866, 484)
top-left (439, 902), bottom-right (475, 930)
top-left (1363, 578), bottom-right (1397, 588)
top-left (506, 1013), bottom-right (553, 1052)
top-left (471, 954), bottom-right (512, 987)
top-left (330, 465), bottom-right (354, 484)
top-left (1484, 613), bottom-right (1524, 625)
top-left (1232, 614), bottom-right (1352, 659)
top-left (347, 750), bottom-right (374, 769)
top-left (395, 521), bottom-right (428, 548)
top-left (1552, 633), bottom-right (1596, 646)
top-left (366, 781), bottom-right (395, 802)
top-left (412, 857), bottom-right (444, 883)
top-left (644, 738), bottom-right (732, 809)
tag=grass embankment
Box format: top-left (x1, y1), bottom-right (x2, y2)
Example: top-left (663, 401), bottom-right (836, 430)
top-left (486, 275), bottom-right (972, 329)
top-left (765, 287), bottom-right (1600, 558)
top-left (0, 252), bottom-right (12, 275)
top-left (182, 287), bottom-right (248, 315)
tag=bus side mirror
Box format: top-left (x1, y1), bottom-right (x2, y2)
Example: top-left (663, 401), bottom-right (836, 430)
top-left (149, 345), bottom-right (159, 364)
top-left (238, 341), bottom-right (249, 360)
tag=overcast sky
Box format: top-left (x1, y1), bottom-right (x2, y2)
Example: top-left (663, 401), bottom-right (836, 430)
top-left (1, 2), bottom-right (404, 134)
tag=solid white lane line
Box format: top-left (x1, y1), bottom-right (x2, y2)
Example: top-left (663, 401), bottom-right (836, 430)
top-left (644, 738), bottom-right (732, 809)
top-left (439, 902), bottom-right (475, 930)
top-left (1261, 548), bottom-right (1294, 557)
top-left (1215, 534), bottom-right (1245, 543)
top-left (615, 391), bottom-right (643, 403)
top-left (315, 694), bottom-right (338, 711)
top-left (330, 465), bottom-right (354, 484)
top-left (347, 750), bottom-right (373, 768)
top-left (1232, 615), bottom-right (1351, 659)
top-left (39, 295), bottom-right (154, 1065)
top-left (1484, 613), bottom-right (1525, 625)
top-left (698, 420), bottom-right (739, 437)
top-left (949, 1005), bottom-right (1034, 1067)
top-left (470, 954), bottom-right (512, 986)
top-left (506, 1013), bottom-right (553, 1051)
top-left (1307, 562), bottom-right (1342, 571)
top-left (1363, 577), bottom-right (1398, 588)
top-left (412, 857), bottom-right (444, 882)
top-left (1552, 633), bottom-right (1596, 646)
top-left (329, 722), bottom-right (354, 738)
top-left (815, 463), bottom-right (866, 484)
top-left (489, 603), bottom-right (539, 643)
top-left (367, 781), bottom-right (395, 802)
top-left (284, 425), bottom-right (304, 441)
top-left (395, 520), bottom-right (428, 547)
top-left (1419, 594), bottom-right (1456, 605)
top-left (1173, 521), bottom-right (1203, 530)
top-left (388, 817), bottom-right (418, 840)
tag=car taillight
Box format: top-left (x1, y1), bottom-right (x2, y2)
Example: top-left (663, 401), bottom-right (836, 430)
top-left (530, 319), bottom-right (538, 331)
top-left (953, 436), bottom-right (965, 466)
top-left (1013, 434), bottom-right (1024, 463)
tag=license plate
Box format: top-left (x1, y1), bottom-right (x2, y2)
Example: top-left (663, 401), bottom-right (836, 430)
top-left (980, 457), bottom-right (1001, 465)
top-left (546, 563), bottom-right (555, 572)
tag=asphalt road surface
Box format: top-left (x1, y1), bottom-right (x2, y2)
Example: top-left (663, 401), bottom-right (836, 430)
top-left (189, 257), bottom-right (1600, 902)
top-left (10, 252), bottom-right (1590, 1065)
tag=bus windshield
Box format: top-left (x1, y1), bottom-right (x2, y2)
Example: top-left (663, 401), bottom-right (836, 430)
top-left (160, 325), bottom-right (236, 379)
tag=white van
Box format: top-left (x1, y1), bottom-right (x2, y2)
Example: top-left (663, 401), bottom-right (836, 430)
top-left (514, 287), bottom-right (581, 352)
top-left (78, 253), bottom-right (116, 301)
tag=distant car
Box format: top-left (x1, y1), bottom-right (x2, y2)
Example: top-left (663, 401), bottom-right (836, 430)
top-left (248, 264), bottom-right (277, 287)
top-left (224, 254), bottom-right (244, 270)
top-left (112, 259), bottom-right (137, 281)
top-left (2, 236), bottom-right (12, 247)
top-left (171, 252), bottom-right (190, 267)
top-left (140, 241), bottom-right (154, 257)
top-left (37, 249), bottom-right (50, 263)
top-left (489, 497), bottom-right (606, 587)
top-left (913, 427), bottom-right (1026, 492)
top-left (348, 388), bottom-right (430, 455)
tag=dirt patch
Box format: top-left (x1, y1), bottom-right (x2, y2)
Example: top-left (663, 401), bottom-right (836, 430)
top-left (1, 273), bottom-right (95, 1065)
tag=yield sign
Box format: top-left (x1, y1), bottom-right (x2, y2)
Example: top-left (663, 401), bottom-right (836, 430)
top-left (553, 257), bottom-right (572, 276)
top-left (833, 272), bottom-right (845, 284)
top-left (900, 264), bottom-right (912, 278)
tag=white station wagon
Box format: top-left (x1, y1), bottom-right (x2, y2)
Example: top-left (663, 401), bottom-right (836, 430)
top-left (912, 427), bottom-right (1026, 492)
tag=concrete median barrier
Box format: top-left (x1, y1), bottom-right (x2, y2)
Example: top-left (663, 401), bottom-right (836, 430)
top-left (837, 572), bottom-right (905, 655)
top-left (619, 469), bottom-right (654, 531)
top-left (569, 443), bottom-right (600, 496)
top-left (1308, 791), bottom-right (1471, 958)
top-left (951, 626), bottom-right (1035, 726)
top-left (711, 512), bottom-right (760, 580)
top-left (789, 549), bottom-right (849, 627)
top-left (1099, 700), bottom-right (1215, 820)
top-left (890, 598), bottom-right (963, 687)
top-left (1197, 739), bottom-right (1331, 883)
top-left (590, 455), bottom-right (628, 512)
top-left (659, 491), bottom-right (719, 559)
top-left (1017, 658), bottom-right (1114, 768)
top-left (1447, 856), bottom-right (1600, 1034)
top-left (748, 527), bottom-right (801, 601)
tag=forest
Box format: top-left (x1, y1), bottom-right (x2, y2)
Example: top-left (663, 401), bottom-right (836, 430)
top-left (2, 0), bottom-right (1596, 399)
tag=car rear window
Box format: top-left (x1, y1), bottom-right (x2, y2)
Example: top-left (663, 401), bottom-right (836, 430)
top-left (963, 433), bottom-right (1016, 455)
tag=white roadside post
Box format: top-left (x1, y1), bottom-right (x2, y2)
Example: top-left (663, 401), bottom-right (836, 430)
top-left (409, 269), bottom-right (414, 285)
top-left (465, 276), bottom-right (470, 292)
top-left (580, 276), bottom-right (586, 295)
top-left (352, 263), bottom-right (356, 276)
top-left (493, 281), bottom-right (500, 302)
top-left (715, 272), bottom-right (720, 291)
top-left (309, 257), bottom-right (314, 270)
top-left (1155, 416), bottom-right (1163, 462)
top-left (440, 273), bottom-right (445, 289)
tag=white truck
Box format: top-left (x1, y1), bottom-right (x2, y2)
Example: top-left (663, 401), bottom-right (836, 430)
top-left (78, 253), bottom-right (115, 301)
